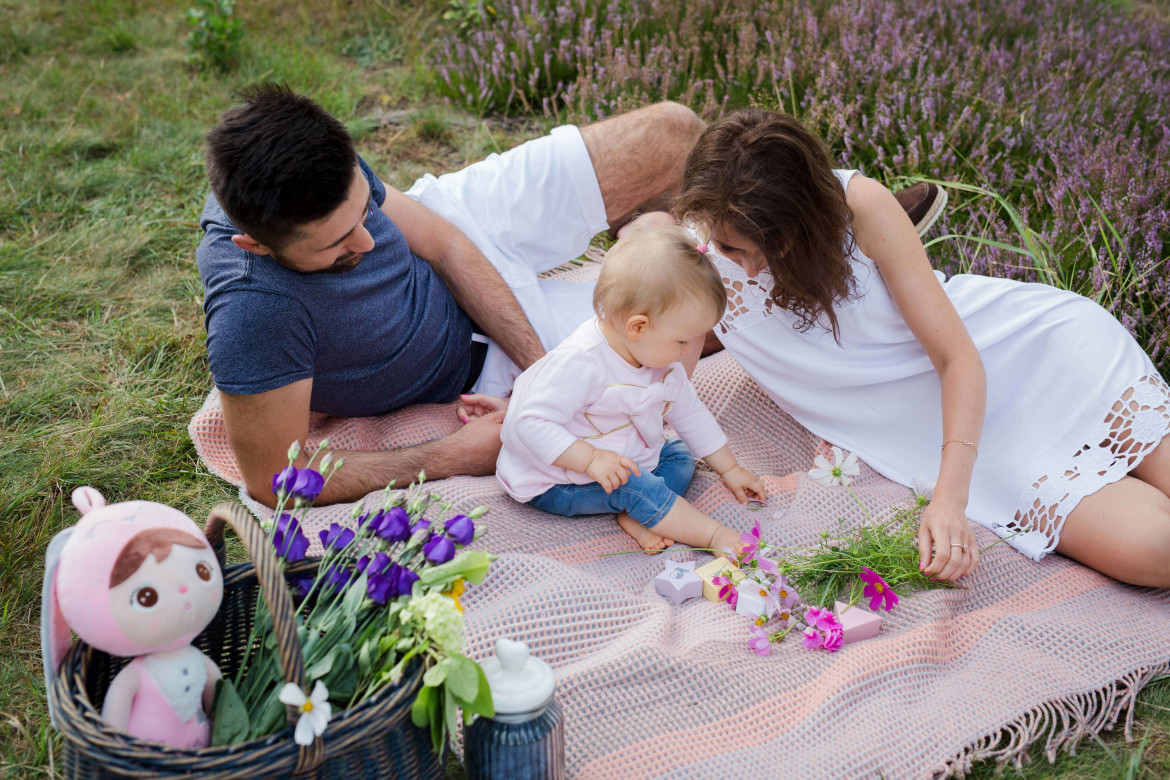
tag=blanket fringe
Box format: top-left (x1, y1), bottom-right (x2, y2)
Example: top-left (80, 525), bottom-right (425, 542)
top-left (936, 662), bottom-right (1170, 778)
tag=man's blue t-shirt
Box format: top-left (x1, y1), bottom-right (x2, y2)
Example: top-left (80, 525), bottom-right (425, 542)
top-left (196, 158), bottom-right (472, 417)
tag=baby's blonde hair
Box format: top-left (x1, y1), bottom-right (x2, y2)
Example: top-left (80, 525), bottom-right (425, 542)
top-left (593, 224), bottom-right (726, 326)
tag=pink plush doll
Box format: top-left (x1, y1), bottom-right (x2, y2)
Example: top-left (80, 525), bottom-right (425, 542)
top-left (42, 487), bottom-right (224, 748)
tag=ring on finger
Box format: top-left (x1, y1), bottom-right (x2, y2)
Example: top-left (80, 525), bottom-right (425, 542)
top-left (949, 543), bottom-right (968, 553)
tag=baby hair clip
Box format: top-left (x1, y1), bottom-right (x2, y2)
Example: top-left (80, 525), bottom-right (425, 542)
top-left (695, 243), bottom-right (709, 254)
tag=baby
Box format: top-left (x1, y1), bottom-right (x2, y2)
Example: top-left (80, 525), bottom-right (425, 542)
top-left (496, 225), bottom-right (766, 552)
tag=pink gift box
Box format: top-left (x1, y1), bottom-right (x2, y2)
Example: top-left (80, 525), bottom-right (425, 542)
top-left (834, 601), bottom-right (882, 644)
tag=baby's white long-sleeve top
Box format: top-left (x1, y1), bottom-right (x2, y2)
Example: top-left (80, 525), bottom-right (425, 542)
top-left (497, 317), bottom-right (728, 502)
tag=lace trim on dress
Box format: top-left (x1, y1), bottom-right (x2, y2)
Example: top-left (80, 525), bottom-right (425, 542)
top-left (996, 373), bottom-right (1170, 561)
top-left (707, 251), bottom-right (775, 334)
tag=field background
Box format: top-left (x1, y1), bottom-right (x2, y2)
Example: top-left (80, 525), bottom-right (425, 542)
top-left (0, 0), bottom-right (1167, 776)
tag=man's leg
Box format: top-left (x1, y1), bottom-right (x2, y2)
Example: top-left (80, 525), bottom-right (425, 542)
top-left (579, 102), bottom-right (706, 234)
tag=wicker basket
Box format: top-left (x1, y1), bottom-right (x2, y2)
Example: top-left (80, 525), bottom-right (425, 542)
top-left (50, 502), bottom-right (445, 779)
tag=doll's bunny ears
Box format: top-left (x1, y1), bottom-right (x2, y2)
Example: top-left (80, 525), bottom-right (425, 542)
top-left (72, 486), bottom-right (107, 514)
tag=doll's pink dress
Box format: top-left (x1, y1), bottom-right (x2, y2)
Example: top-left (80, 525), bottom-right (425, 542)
top-left (121, 647), bottom-right (211, 748)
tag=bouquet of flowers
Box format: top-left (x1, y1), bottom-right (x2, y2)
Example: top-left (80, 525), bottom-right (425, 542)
top-left (711, 450), bottom-right (958, 656)
top-left (212, 441), bottom-right (494, 751)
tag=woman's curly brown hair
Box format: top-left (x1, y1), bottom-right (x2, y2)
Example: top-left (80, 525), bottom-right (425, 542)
top-left (674, 109), bottom-right (857, 341)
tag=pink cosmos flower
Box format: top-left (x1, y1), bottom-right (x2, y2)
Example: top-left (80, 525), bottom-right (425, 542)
top-left (740, 521), bottom-right (762, 563)
top-left (756, 555), bottom-right (780, 577)
top-left (822, 628), bottom-right (844, 653)
top-left (804, 607), bottom-right (838, 632)
top-left (771, 576), bottom-right (800, 609)
top-left (748, 625), bottom-right (772, 657)
top-left (859, 568), bottom-right (899, 611)
top-left (712, 574), bottom-right (738, 606)
top-left (802, 627), bottom-right (824, 650)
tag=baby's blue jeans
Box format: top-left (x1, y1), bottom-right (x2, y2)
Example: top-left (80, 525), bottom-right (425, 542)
top-left (528, 439), bottom-right (696, 528)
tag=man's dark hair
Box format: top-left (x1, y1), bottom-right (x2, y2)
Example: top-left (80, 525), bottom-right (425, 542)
top-left (205, 83), bottom-right (357, 249)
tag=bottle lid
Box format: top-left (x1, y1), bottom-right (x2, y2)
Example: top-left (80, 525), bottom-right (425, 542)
top-left (480, 638), bottom-right (556, 715)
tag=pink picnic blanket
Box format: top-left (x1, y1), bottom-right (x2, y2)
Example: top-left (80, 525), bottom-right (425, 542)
top-left (189, 347), bottom-right (1169, 780)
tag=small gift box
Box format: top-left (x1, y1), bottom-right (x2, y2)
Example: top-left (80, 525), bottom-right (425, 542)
top-left (834, 601), bottom-right (882, 644)
top-left (654, 561), bottom-right (702, 605)
top-left (695, 557), bottom-right (745, 602)
top-left (735, 580), bottom-right (775, 621)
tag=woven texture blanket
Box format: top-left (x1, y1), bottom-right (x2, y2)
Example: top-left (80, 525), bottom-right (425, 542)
top-left (189, 271), bottom-right (1169, 779)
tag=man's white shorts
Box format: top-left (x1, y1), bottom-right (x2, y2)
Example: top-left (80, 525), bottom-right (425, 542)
top-left (404, 125), bottom-right (610, 397)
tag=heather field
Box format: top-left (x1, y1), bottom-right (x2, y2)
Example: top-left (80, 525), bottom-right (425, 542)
top-left (435, 0), bottom-right (1170, 376)
top-left (2, 0), bottom-right (1169, 777)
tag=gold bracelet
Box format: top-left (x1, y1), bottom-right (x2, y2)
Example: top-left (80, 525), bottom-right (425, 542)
top-left (942, 440), bottom-right (978, 455)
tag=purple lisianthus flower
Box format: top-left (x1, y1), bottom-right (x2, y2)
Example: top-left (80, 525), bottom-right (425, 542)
top-left (324, 563), bottom-right (354, 590)
top-left (411, 518), bottom-right (432, 535)
top-left (376, 507), bottom-right (411, 543)
top-left (444, 514), bottom-right (475, 545)
top-left (367, 569), bottom-right (395, 604)
top-left (291, 575), bottom-right (314, 599)
top-left (424, 534), bottom-right (456, 564)
top-left (272, 466), bottom-right (325, 502)
top-left (369, 552), bottom-right (392, 574)
top-left (319, 522), bottom-right (355, 553)
top-left (394, 565), bottom-right (419, 597)
top-left (272, 512), bottom-right (309, 563)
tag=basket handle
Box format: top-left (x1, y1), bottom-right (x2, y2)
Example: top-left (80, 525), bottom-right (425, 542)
top-left (205, 502), bottom-right (325, 774)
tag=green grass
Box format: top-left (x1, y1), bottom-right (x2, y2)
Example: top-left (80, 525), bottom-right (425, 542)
top-left (0, 0), bottom-right (1166, 777)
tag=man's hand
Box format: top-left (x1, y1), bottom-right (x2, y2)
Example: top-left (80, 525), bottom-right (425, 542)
top-left (456, 393), bottom-right (508, 423)
top-left (443, 410), bottom-right (506, 475)
top-left (585, 448), bottom-right (641, 494)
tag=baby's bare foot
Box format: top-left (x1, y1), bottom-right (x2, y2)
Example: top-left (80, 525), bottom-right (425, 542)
top-left (617, 513), bottom-right (674, 553)
top-left (710, 525), bottom-right (744, 557)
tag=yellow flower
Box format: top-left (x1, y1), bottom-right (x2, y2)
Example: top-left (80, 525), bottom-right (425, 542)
top-left (443, 578), bottom-right (466, 613)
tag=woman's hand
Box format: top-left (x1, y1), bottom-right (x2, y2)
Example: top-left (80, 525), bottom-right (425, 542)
top-left (456, 393), bottom-right (508, 423)
top-left (918, 499), bottom-right (980, 581)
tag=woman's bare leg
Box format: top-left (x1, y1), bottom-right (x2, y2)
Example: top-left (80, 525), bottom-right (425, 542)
top-left (1130, 434), bottom-right (1170, 497)
top-left (1055, 475), bottom-right (1170, 587)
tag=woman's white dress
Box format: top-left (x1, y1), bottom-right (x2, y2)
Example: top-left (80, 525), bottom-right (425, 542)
top-left (701, 169), bottom-right (1170, 561)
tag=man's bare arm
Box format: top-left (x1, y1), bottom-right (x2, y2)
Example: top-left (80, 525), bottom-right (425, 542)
top-left (220, 379), bottom-right (504, 508)
top-left (378, 184), bottom-right (546, 370)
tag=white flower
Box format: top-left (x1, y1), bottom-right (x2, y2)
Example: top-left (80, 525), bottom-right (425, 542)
top-left (278, 680), bottom-right (332, 746)
top-left (808, 446), bottom-right (860, 486)
top-left (912, 474), bottom-right (936, 500)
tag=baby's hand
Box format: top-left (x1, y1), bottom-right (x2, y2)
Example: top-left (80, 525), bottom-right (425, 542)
top-left (586, 449), bottom-right (641, 494)
top-left (722, 465), bottom-right (766, 504)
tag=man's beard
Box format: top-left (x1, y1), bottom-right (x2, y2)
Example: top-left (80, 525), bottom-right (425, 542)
top-left (271, 251), bottom-right (365, 274)
top-left (320, 252), bottom-right (365, 274)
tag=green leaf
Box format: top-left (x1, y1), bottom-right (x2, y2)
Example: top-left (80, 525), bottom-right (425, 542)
top-left (444, 653), bottom-right (480, 702)
top-left (458, 662), bottom-right (495, 718)
top-left (305, 647), bottom-right (336, 681)
top-left (342, 571), bottom-right (369, 614)
top-left (411, 683), bottom-right (436, 728)
top-left (443, 684), bottom-right (458, 746)
top-left (358, 639), bottom-right (373, 677)
top-left (418, 550), bottom-right (497, 587)
top-left (423, 657), bottom-right (450, 687)
top-left (210, 678), bottom-right (250, 746)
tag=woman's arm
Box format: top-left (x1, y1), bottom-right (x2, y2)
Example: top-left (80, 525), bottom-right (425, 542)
top-left (847, 175), bottom-right (986, 581)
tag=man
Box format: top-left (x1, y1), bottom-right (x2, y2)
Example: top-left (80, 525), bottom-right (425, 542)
top-left (197, 84), bottom-right (944, 508)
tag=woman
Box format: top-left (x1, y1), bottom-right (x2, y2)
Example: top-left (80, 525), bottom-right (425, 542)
top-left (657, 109), bottom-right (1170, 586)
